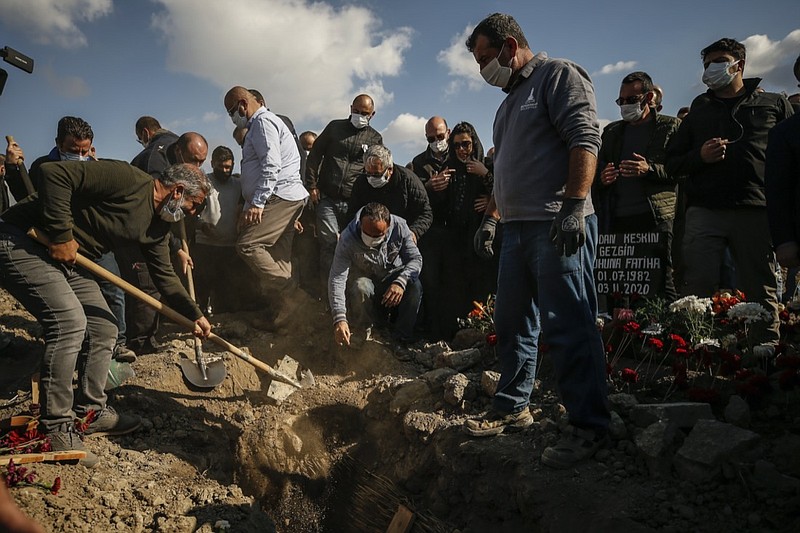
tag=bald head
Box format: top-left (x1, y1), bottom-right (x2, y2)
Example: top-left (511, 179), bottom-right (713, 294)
top-left (425, 116), bottom-right (450, 151)
top-left (175, 132), bottom-right (208, 167)
top-left (224, 86), bottom-right (260, 121)
top-left (351, 94), bottom-right (375, 116)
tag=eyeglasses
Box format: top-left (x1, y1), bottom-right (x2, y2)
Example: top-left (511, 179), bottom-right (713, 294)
top-left (426, 133), bottom-right (447, 143)
top-left (615, 94), bottom-right (645, 106)
top-left (453, 141), bottom-right (472, 150)
top-left (226, 101), bottom-right (241, 117)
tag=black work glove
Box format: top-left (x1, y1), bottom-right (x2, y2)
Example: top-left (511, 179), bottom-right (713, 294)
top-left (549, 198), bottom-right (586, 257)
top-left (473, 215), bottom-right (498, 259)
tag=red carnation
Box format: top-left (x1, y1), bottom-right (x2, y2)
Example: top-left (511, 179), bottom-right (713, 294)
top-left (647, 337), bottom-right (664, 351)
top-left (620, 367), bottom-right (639, 383)
top-left (669, 334), bottom-right (687, 348)
top-left (485, 333), bottom-right (497, 346)
top-left (623, 321), bottom-right (640, 334)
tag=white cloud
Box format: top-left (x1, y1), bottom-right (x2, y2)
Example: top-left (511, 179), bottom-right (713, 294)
top-left (742, 29), bottom-right (800, 91)
top-left (380, 113), bottom-right (427, 163)
top-left (40, 64), bottom-right (90, 98)
top-left (437, 24), bottom-right (484, 95)
top-left (0, 0), bottom-right (112, 48)
top-left (202, 111), bottom-right (222, 123)
top-left (592, 61), bottom-right (638, 77)
top-left (150, 0), bottom-right (412, 124)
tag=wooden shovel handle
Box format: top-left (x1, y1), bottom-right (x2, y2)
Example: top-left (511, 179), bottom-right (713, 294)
top-left (26, 228), bottom-right (303, 388)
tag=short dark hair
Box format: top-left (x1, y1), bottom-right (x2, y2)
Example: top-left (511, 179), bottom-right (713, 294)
top-left (135, 116), bottom-right (161, 136)
top-left (701, 38), bottom-right (746, 62)
top-left (466, 13), bottom-right (529, 52)
top-left (56, 116), bottom-right (93, 144)
top-left (299, 131), bottom-right (317, 141)
top-left (211, 146), bottom-right (234, 162)
top-left (360, 202), bottom-right (390, 225)
top-left (621, 71), bottom-right (654, 93)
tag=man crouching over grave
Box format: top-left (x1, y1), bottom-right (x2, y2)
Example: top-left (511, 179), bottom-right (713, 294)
top-left (329, 202), bottom-right (422, 347)
top-left (0, 160), bottom-right (212, 468)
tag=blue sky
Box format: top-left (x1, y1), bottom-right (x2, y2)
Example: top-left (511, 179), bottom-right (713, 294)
top-left (1, 0), bottom-right (798, 173)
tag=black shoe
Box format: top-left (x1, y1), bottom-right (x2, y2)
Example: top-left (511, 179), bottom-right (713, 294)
top-left (128, 336), bottom-right (163, 355)
top-left (541, 425), bottom-right (609, 469)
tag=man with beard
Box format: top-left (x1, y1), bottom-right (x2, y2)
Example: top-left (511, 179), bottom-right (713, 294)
top-left (192, 146), bottom-right (255, 313)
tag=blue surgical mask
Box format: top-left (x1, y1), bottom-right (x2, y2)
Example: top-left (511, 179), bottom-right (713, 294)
top-left (702, 60), bottom-right (739, 90)
top-left (60, 151), bottom-right (90, 162)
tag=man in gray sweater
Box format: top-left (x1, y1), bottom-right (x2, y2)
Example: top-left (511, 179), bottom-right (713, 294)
top-left (463, 13), bottom-right (610, 469)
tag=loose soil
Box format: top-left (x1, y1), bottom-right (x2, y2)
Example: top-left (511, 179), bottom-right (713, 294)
top-left (1, 289), bottom-right (799, 532)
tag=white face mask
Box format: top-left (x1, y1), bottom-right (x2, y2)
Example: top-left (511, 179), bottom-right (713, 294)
top-left (60, 151), bottom-right (90, 162)
top-left (429, 139), bottom-right (448, 154)
top-left (702, 60), bottom-right (739, 90)
top-left (350, 113), bottom-right (370, 129)
top-left (230, 107), bottom-right (248, 129)
top-left (620, 102), bottom-right (646, 122)
top-left (361, 231), bottom-right (385, 248)
top-left (367, 169), bottom-right (390, 188)
top-left (159, 191), bottom-right (186, 223)
top-left (481, 43), bottom-right (513, 88)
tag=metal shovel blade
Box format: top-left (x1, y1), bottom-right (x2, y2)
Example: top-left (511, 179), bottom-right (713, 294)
top-left (179, 356), bottom-right (226, 389)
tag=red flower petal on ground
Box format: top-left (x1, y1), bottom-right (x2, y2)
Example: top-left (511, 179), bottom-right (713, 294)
top-left (50, 477), bottom-right (61, 495)
top-left (620, 367), bottom-right (639, 383)
top-left (485, 333), bottom-right (497, 346)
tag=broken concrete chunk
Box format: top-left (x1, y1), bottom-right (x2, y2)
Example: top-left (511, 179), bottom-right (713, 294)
top-left (674, 419), bottom-right (761, 482)
top-left (608, 393), bottom-right (639, 414)
top-left (443, 373), bottom-right (470, 406)
top-left (421, 367), bottom-right (458, 390)
top-left (723, 395), bottom-right (751, 428)
top-left (480, 370), bottom-right (501, 397)
top-left (435, 348), bottom-right (482, 371)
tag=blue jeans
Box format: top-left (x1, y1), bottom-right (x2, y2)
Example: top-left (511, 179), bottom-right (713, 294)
top-left (316, 196), bottom-right (350, 286)
top-left (347, 274), bottom-right (422, 341)
top-left (0, 224), bottom-right (116, 432)
top-left (95, 251), bottom-right (126, 346)
top-left (493, 216), bottom-right (609, 432)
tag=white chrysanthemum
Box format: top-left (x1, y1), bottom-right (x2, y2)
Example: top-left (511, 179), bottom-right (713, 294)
top-left (669, 296), bottom-right (712, 314)
top-left (641, 323), bottom-right (663, 336)
top-left (727, 302), bottom-right (772, 324)
top-left (695, 338), bottom-right (720, 348)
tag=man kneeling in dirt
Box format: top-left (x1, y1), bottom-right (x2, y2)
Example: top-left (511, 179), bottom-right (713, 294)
top-left (0, 161), bottom-right (212, 468)
top-left (329, 202), bottom-right (422, 346)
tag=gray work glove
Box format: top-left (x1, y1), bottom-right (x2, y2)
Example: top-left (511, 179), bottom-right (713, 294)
top-left (473, 215), bottom-right (498, 259)
top-left (549, 198), bottom-right (586, 257)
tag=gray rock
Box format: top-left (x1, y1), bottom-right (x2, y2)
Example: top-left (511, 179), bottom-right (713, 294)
top-left (421, 367), bottom-right (458, 390)
top-left (451, 328), bottom-right (484, 349)
top-left (630, 402), bottom-right (714, 429)
top-left (435, 348), bottom-right (482, 371)
top-left (635, 421), bottom-right (678, 478)
top-left (752, 460), bottom-right (800, 491)
top-left (674, 419), bottom-right (761, 482)
top-left (403, 410), bottom-right (447, 443)
top-left (480, 370), bottom-right (501, 397)
top-left (608, 411), bottom-right (628, 440)
top-left (771, 433), bottom-right (800, 478)
top-left (389, 380), bottom-right (431, 414)
top-left (608, 393), bottom-right (639, 414)
top-left (723, 395), bottom-right (751, 428)
top-left (443, 373), bottom-right (470, 406)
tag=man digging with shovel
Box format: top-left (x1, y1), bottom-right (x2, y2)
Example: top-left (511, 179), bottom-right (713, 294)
top-left (0, 160), bottom-right (212, 468)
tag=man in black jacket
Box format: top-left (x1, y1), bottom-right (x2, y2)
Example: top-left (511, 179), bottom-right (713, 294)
top-left (347, 144), bottom-right (432, 242)
top-left (666, 38), bottom-right (793, 350)
top-left (305, 94), bottom-right (383, 287)
top-left (594, 71), bottom-right (681, 301)
top-left (765, 54), bottom-right (800, 271)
